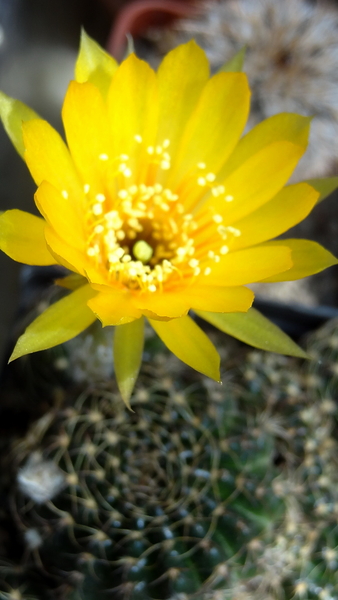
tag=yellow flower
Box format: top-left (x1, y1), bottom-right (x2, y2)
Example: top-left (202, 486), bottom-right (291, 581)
top-left (0, 33), bottom-right (337, 406)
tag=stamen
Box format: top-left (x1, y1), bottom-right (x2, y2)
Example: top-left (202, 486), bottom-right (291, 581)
top-left (85, 136), bottom-right (233, 293)
top-left (61, 190), bottom-right (68, 199)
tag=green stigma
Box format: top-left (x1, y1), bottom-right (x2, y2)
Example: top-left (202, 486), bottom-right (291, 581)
top-left (133, 240), bottom-right (153, 263)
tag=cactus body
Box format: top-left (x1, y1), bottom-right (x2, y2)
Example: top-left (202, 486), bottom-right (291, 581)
top-left (2, 320), bottom-right (338, 599)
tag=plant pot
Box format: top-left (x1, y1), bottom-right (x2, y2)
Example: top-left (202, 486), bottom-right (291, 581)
top-left (101, 0), bottom-right (200, 59)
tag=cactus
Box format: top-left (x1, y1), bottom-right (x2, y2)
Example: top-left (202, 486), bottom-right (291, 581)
top-left (2, 319), bottom-right (338, 599)
top-left (11, 347), bottom-right (283, 600)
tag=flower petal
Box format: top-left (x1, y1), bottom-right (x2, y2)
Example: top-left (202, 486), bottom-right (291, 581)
top-left (62, 81), bottom-right (113, 191)
top-left (0, 91), bottom-right (39, 158)
top-left (114, 317), bottom-right (144, 409)
top-left (75, 29), bottom-right (118, 97)
top-left (149, 315), bottom-right (220, 381)
top-left (198, 141), bottom-right (305, 223)
top-left (220, 46), bottom-right (246, 73)
top-left (9, 284), bottom-right (97, 361)
top-left (198, 245), bottom-right (292, 286)
top-left (156, 41), bottom-right (209, 156)
top-left (0, 209), bottom-right (56, 265)
top-left (260, 239), bottom-right (338, 282)
top-left (22, 119), bottom-right (83, 201)
top-left (197, 307), bottom-right (308, 358)
top-left (305, 177), bottom-right (338, 204)
top-left (171, 72), bottom-right (250, 188)
top-left (187, 285), bottom-right (254, 312)
top-left (35, 181), bottom-right (85, 249)
top-left (107, 54), bottom-right (158, 164)
top-left (135, 285), bottom-right (253, 317)
top-left (219, 112), bottom-right (310, 180)
top-left (44, 225), bottom-right (87, 275)
top-left (228, 183), bottom-right (319, 251)
top-left (56, 273), bottom-right (87, 290)
top-left (88, 289), bottom-right (142, 326)
top-left (135, 292), bottom-right (189, 319)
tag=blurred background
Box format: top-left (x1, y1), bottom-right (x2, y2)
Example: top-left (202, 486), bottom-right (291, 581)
top-left (1, 0), bottom-right (338, 365)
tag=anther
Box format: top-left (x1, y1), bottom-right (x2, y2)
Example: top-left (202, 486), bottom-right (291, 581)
top-left (61, 190), bottom-right (68, 199)
top-left (92, 203), bottom-right (103, 216)
top-left (206, 172), bottom-right (216, 182)
top-left (99, 153), bottom-right (109, 161)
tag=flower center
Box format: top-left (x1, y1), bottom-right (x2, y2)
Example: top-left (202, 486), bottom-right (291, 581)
top-left (82, 137), bottom-right (241, 293)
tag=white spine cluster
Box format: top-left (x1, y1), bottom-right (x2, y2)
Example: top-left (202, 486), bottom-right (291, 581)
top-left (17, 452), bottom-right (66, 504)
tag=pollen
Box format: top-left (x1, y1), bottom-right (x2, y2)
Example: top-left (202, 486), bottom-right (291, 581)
top-left (84, 136), bottom-right (235, 292)
top-left (99, 153), bottom-right (109, 161)
top-left (96, 193), bottom-right (106, 202)
top-left (92, 203), bottom-right (103, 216)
